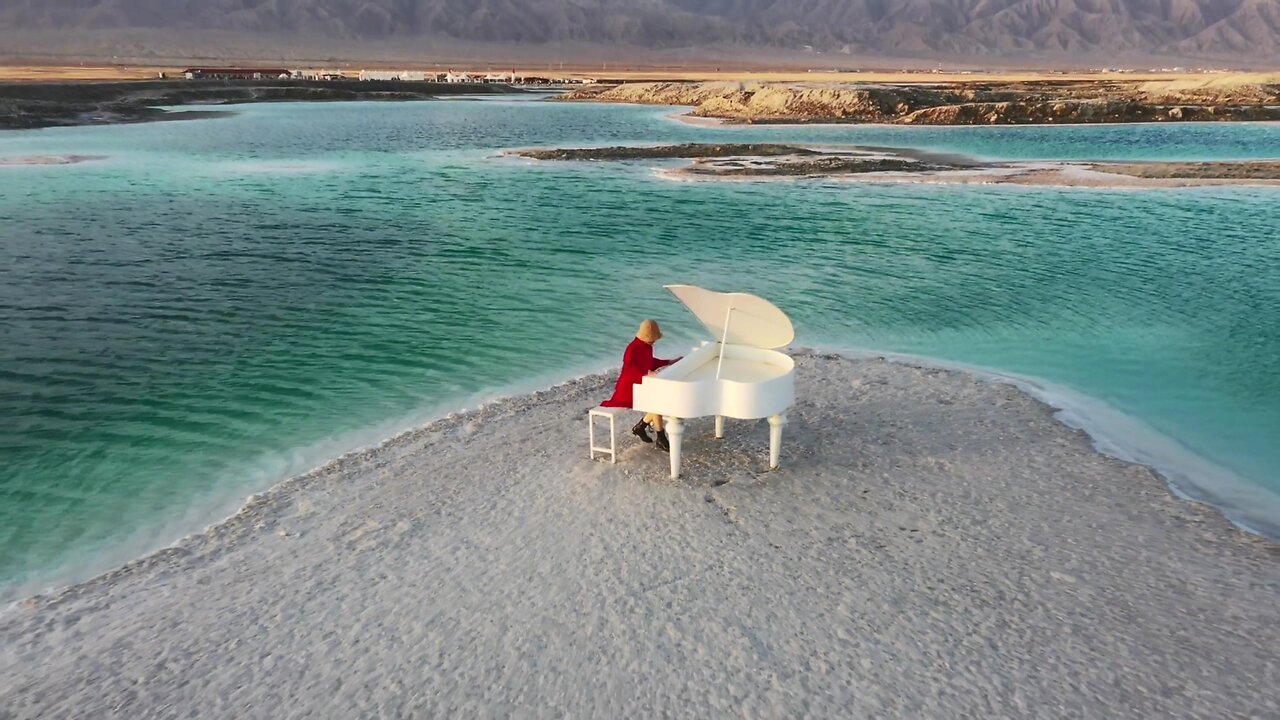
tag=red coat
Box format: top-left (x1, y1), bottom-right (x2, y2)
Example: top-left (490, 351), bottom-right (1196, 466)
top-left (601, 337), bottom-right (676, 409)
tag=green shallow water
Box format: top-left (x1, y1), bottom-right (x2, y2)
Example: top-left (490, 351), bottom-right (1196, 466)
top-left (2, 98), bottom-right (1279, 599)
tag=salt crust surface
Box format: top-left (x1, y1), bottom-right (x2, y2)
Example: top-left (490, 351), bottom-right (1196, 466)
top-left (2, 354), bottom-right (1277, 718)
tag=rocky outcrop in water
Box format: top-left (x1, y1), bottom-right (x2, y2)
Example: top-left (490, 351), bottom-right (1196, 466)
top-left (686, 157), bottom-right (951, 177)
top-left (515, 143), bottom-right (967, 178)
top-left (516, 143), bottom-right (957, 177)
top-left (516, 144), bottom-right (819, 161)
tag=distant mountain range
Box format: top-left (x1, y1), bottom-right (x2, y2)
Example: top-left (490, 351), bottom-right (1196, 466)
top-left (2, 0), bottom-right (1278, 63)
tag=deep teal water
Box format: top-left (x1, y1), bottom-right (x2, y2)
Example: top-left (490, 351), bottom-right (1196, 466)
top-left (2, 98), bottom-right (1279, 599)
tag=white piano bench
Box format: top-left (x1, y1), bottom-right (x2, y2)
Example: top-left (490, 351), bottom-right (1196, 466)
top-left (588, 406), bottom-right (628, 464)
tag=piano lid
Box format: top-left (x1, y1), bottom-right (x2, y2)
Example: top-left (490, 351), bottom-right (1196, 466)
top-left (665, 285), bottom-right (795, 349)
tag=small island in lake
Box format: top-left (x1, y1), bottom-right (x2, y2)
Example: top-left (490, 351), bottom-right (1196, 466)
top-left (511, 144), bottom-right (1280, 188)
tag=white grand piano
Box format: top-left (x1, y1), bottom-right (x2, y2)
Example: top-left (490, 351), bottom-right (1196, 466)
top-left (633, 285), bottom-right (796, 479)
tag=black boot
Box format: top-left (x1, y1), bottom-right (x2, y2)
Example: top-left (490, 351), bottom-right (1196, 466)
top-left (655, 429), bottom-right (670, 452)
top-left (632, 420), bottom-right (653, 443)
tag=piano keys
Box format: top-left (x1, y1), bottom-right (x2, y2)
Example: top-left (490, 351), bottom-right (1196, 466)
top-left (632, 285), bottom-right (796, 479)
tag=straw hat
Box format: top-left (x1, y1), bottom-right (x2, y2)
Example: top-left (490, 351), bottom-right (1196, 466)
top-left (636, 319), bottom-right (662, 344)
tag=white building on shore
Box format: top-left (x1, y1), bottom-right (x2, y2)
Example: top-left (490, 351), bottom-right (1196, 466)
top-left (293, 69), bottom-right (346, 81)
top-left (359, 70), bottom-right (430, 82)
top-left (278, 68), bottom-right (597, 85)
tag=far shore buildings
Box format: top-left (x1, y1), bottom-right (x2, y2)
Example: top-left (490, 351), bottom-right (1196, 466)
top-left (293, 69), bottom-right (346, 81)
top-left (180, 66), bottom-right (595, 85)
top-left (355, 69), bottom-right (476, 82)
top-left (359, 70), bottom-right (432, 81)
top-left (355, 69), bottom-right (590, 84)
top-left (183, 68), bottom-right (291, 80)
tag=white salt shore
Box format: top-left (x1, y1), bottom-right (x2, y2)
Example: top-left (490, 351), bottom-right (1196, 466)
top-left (2, 354), bottom-right (1277, 718)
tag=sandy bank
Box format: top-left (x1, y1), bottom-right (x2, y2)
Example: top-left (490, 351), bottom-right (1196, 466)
top-left (2, 354), bottom-right (1276, 718)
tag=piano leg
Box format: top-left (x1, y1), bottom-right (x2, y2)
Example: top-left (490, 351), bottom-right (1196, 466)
top-left (714, 415), bottom-right (724, 439)
top-left (768, 413), bottom-right (787, 470)
top-left (665, 416), bottom-right (684, 479)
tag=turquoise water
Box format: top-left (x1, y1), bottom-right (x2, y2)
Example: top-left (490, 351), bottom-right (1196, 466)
top-left (2, 98), bottom-right (1279, 599)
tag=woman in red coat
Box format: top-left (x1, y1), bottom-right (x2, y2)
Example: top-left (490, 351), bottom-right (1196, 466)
top-left (601, 319), bottom-right (681, 451)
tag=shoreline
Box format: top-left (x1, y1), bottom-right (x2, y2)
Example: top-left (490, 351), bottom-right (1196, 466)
top-left (666, 108), bottom-right (1280, 131)
top-left (0, 354), bottom-right (622, 607)
top-left (6, 348), bottom-right (1276, 612)
top-left (3, 352), bottom-right (1276, 717)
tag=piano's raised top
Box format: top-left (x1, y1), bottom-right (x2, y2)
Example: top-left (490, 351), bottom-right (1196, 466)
top-left (664, 284), bottom-right (794, 350)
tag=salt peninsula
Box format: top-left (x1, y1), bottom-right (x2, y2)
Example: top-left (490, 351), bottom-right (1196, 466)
top-left (3, 354), bottom-right (1277, 718)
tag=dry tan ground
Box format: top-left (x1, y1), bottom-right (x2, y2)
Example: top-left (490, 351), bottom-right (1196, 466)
top-left (0, 65), bottom-right (180, 82)
top-left (1138, 73), bottom-right (1280, 92)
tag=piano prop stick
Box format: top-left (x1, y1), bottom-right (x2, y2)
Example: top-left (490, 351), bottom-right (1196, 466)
top-left (632, 285), bottom-right (796, 479)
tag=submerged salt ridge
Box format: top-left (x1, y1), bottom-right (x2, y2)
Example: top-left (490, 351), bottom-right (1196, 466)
top-left (1, 99), bottom-right (1279, 596)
